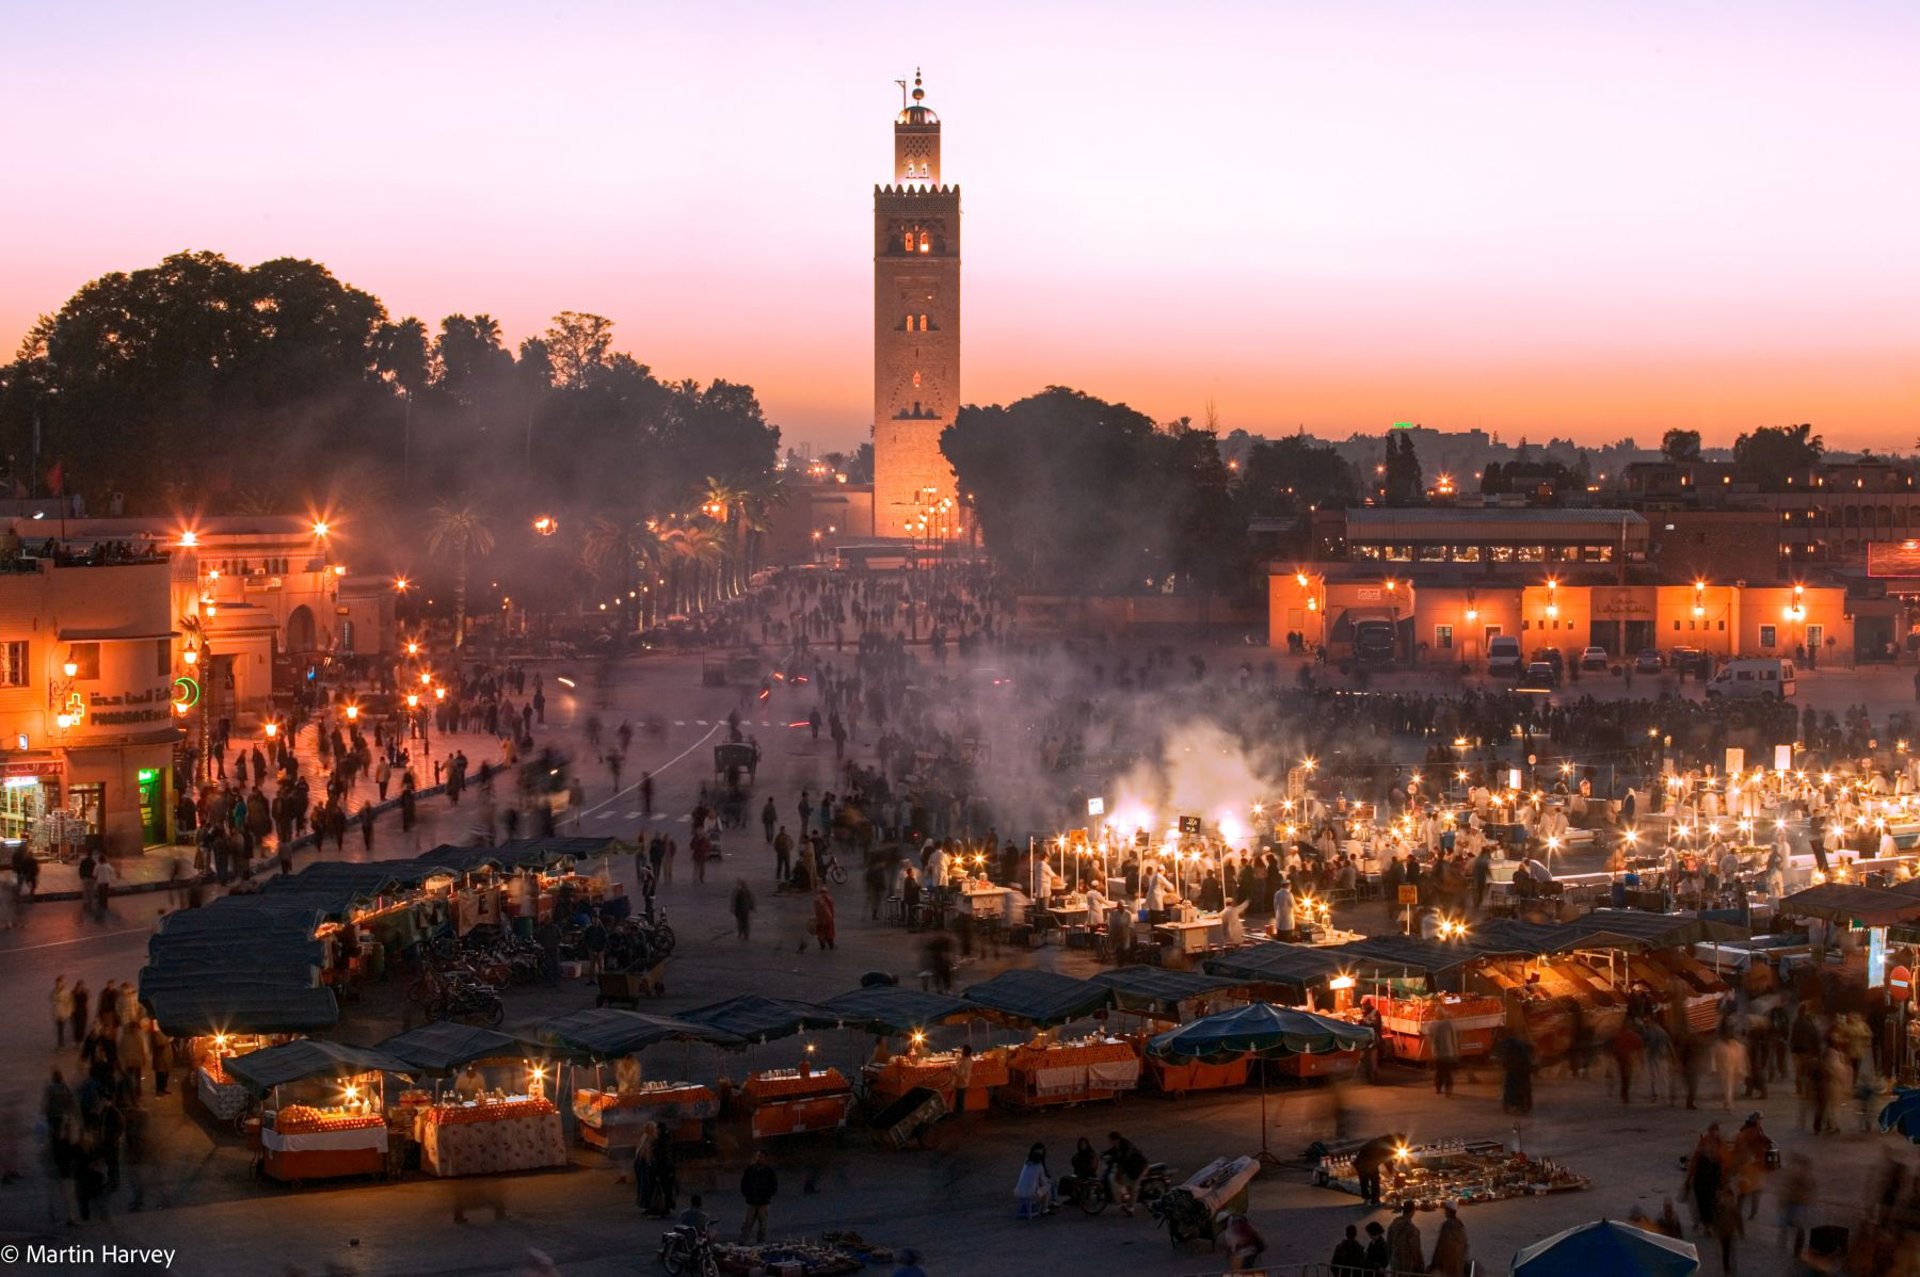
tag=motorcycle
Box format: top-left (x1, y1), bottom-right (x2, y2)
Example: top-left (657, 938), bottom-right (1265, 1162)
top-left (658, 1225), bottom-right (718, 1277)
top-left (1068, 1162), bottom-right (1174, 1215)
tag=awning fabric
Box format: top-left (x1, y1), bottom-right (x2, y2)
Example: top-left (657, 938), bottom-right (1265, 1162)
top-left (224, 1039), bottom-right (416, 1097)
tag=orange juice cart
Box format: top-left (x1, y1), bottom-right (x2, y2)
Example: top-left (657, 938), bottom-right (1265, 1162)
top-left (743, 1065), bottom-right (855, 1138)
top-left (227, 1040), bottom-right (417, 1186)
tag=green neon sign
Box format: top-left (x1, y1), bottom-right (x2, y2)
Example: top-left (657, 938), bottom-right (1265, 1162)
top-left (172, 675), bottom-right (201, 708)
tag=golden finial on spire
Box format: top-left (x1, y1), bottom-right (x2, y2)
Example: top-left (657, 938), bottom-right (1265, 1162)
top-left (912, 68), bottom-right (925, 103)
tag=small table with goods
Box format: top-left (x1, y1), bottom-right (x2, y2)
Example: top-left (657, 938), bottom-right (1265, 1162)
top-left (1316, 1138), bottom-right (1590, 1208)
top-left (195, 1056), bottom-right (252, 1123)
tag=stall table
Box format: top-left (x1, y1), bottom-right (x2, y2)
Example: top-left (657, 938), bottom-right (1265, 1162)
top-left (1003, 1038), bottom-right (1141, 1108)
top-left (572, 1083), bottom-right (717, 1150)
top-left (261, 1107), bottom-right (389, 1184)
top-left (957, 887), bottom-right (1013, 920)
top-left (417, 1097), bottom-right (566, 1177)
top-left (1156, 918), bottom-right (1220, 957)
top-left (1377, 995), bottom-right (1507, 1062)
top-left (743, 1068), bottom-right (853, 1139)
top-left (195, 1059), bottom-right (251, 1123)
top-left (863, 1051), bottom-right (1011, 1113)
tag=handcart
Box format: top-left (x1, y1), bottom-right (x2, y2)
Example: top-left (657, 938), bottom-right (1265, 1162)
top-left (1151, 1154), bottom-right (1260, 1248)
top-left (870, 1086), bottom-right (945, 1150)
top-left (596, 960), bottom-right (667, 1007)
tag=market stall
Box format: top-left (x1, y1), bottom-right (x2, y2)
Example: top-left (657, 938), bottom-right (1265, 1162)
top-left (743, 1062), bottom-right (855, 1138)
top-left (1089, 967), bottom-right (1253, 1094)
top-left (535, 1007), bottom-right (740, 1148)
top-left (863, 1045), bottom-right (1011, 1113)
top-left (225, 1041), bottom-right (415, 1185)
top-left (1317, 1137), bottom-right (1590, 1207)
top-left (1002, 1036), bottom-right (1140, 1108)
top-left (375, 1023), bottom-right (569, 1177)
top-left (1202, 942), bottom-right (1350, 1009)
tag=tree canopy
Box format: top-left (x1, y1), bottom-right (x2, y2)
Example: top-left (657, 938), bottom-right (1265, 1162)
top-left (1733, 423), bottom-right (1823, 491)
top-left (941, 387), bottom-right (1247, 595)
top-left (0, 251), bottom-right (781, 521)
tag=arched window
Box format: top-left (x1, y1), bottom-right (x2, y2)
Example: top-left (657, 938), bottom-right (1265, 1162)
top-left (917, 231), bottom-right (930, 253)
top-left (903, 315), bottom-right (916, 332)
top-left (918, 313), bottom-right (929, 330)
top-left (902, 230), bottom-right (914, 253)
top-left (912, 371), bottom-right (922, 388)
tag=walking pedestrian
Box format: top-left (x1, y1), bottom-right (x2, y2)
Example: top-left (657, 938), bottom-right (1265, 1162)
top-left (1428, 1200), bottom-right (1470, 1277)
top-left (52, 977), bottom-right (72, 1050)
top-left (731, 879), bottom-right (756, 941)
top-left (1386, 1203), bottom-right (1424, 1274)
top-left (812, 887), bottom-right (836, 951)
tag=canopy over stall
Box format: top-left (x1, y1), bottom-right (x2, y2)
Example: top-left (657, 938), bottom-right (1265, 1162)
top-left (1147, 1003), bottom-right (1373, 1062)
top-left (536, 1008), bottom-right (743, 1060)
top-left (376, 1024), bottom-right (534, 1075)
top-left (678, 995), bottom-right (836, 1043)
top-left (1510, 1219), bottom-right (1699, 1277)
top-left (1548, 910), bottom-right (1749, 952)
top-left (817, 986), bottom-right (976, 1035)
top-left (1089, 966), bottom-right (1245, 1020)
top-left (962, 969), bottom-right (1113, 1028)
top-left (1203, 942), bottom-right (1352, 1001)
top-left (1777, 883), bottom-right (1920, 927)
top-left (224, 1040), bottom-right (416, 1097)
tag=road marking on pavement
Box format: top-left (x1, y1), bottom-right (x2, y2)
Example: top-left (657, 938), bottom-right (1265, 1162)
top-left (695, 720), bottom-right (710, 726)
top-left (577, 720), bottom-right (722, 821)
top-left (674, 720), bottom-right (687, 726)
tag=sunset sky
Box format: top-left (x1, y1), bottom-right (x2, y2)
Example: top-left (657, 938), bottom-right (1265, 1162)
top-left (4, 1), bottom-right (1915, 453)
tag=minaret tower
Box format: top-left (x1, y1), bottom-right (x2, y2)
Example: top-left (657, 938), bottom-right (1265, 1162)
top-left (872, 70), bottom-right (963, 543)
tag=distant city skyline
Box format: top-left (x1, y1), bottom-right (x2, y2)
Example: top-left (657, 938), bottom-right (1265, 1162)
top-left (3, 1), bottom-right (1915, 453)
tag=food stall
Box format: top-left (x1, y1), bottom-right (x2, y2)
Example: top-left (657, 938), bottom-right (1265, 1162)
top-left (959, 970), bottom-right (1139, 1106)
top-left (864, 1044), bottom-right (1011, 1113)
top-left (376, 1023), bottom-right (570, 1177)
top-left (1203, 942), bottom-right (1350, 1010)
top-left (1003, 1036), bottom-right (1141, 1107)
top-left (225, 1041), bottom-right (415, 1185)
top-left (742, 1060), bottom-right (856, 1138)
top-left (535, 1007), bottom-right (743, 1148)
top-left (1090, 966), bottom-right (1253, 1094)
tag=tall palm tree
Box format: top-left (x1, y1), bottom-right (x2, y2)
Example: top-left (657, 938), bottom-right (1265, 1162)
top-left (425, 501), bottom-right (495, 648)
top-left (580, 516), bottom-right (667, 632)
top-left (700, 477), bottom-right (749, 598)
top-left (663, 523), bottom-right (724, 614)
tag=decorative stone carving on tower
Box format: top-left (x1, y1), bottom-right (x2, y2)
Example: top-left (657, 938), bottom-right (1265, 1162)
top-left (873, 70), bottom-right (963, 543)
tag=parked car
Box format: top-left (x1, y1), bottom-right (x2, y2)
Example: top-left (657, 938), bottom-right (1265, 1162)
top-left (1633, 649), bottom-right (1664, 674)
top-left (1519, 661), bottom-right (1559, 692)
top-left (1579, 645), bottom-right (1610, 671)
top-left (1531, 648), bottom-right (1565, 681)
top-left (1487, 635), bottom-right (1523, 677)
top-left (1705, 657), bottom-right (1796, 702)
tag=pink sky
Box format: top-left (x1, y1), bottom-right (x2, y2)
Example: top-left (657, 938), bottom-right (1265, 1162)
top-left (3, 2), bottom-right (1915, 453)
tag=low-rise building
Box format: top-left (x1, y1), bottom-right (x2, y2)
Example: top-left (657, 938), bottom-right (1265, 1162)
top-left (0, 545), bottom-right (180, 854)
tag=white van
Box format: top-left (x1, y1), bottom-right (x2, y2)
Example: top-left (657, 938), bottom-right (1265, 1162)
top-left (1705, 657), bottom-right (1796, 701)
top-left (1486, 635), bottom-right (1523, 677)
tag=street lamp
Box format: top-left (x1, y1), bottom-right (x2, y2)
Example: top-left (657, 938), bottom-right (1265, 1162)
top-left (533, 515), bottom-right (557, 536)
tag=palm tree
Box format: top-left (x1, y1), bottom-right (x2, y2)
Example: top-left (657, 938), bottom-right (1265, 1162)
top-left (663, 523), bottom-right (724, 614)
top-left (425, 501), bottom-right (495, 648)
top-left (700, 477), bottom-right (749, 598)
top-left (580, 516), bottom-right (667, 632)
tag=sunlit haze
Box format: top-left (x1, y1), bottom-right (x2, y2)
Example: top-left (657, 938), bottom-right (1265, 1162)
top-left (4, 1), bottom-right (1916, 451)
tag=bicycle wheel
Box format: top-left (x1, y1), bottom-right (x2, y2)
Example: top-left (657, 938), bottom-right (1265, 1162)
top-left (1079, 1183), bottom-right (1110, 1215)
top-left (653, 925), bottom-right (676, 958)
top-left (828, 864), bottom-right (847, 885)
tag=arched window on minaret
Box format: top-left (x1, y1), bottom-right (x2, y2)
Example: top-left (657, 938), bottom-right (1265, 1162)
top-left (902, 230), bottom-right (914, 254)
top-left (912, 371), bottom-right (922, 388)
top-left (918, 314), bottom-right (929, 331)
top-left (917, 231), bottom-right (930, 254)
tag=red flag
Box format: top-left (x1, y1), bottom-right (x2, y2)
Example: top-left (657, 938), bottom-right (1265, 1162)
top-left (45, 462), bottom-right (63, 496)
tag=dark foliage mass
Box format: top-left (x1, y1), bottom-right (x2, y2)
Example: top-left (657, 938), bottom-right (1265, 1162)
top-left (941, 386), bottom-right (1251, 595)
top-left (0, 252), bottom-right (780, 518)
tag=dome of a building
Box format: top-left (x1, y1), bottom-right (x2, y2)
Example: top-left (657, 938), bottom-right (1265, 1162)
top-left (895, 70), bottom-right (937, 125)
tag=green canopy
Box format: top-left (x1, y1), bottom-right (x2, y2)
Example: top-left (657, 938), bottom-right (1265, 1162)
top-left (1147, 1003), bottom-right (1374, 1063)
top-left (224, 1040), bottom-right (416, 1097)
